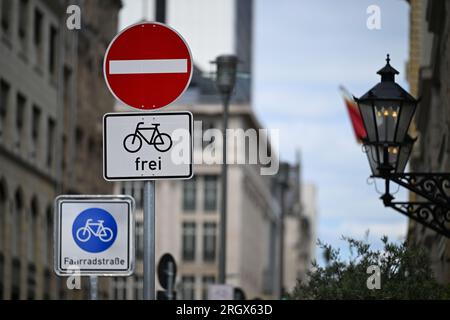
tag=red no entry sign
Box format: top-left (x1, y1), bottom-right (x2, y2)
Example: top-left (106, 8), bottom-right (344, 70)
top-left (104, 22), bottom-right (193, 110)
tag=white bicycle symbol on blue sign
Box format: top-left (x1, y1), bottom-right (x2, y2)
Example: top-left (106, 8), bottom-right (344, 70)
top-left (75, 219), bottom-right (114, 243)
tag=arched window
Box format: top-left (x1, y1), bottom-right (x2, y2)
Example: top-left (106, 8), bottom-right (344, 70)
top-left (27, 197), bottom-right (38, 300)
top-left (0, 178), bottom-right (8, 300)
top-left (12, 188), bottom-right (23, 300)
top-left (0, 178), bottom-right (7, 253)
top-left (42, 205), bottom-right (51, 267)
top-left (12, 189), bottom-right (23, 257)
top-left (46, 206), bottom-right (52, 266)
top-left (29, 197), bottom-right (38, 263)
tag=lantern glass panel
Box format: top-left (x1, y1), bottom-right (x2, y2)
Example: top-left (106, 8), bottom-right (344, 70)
top-left (395, 137), bottom-right (414, 173)
top-left (364, 140), bottom-right (413, 176)
top-left (374, 101), bottom-right (400, 143)
top-left (394, 101), bottom-right (416, 143)
top-left (364, 144), bottom-right (380, 176)
top-left (359, 102), bottom-right (377, 142)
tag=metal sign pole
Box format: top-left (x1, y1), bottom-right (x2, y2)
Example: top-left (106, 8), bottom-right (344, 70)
top-left (89, 276), bottom-right (98, 300)
top-left (144, 180), bottom-right (156, 300)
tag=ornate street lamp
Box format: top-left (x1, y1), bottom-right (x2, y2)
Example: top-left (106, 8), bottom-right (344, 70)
top-left (212, 54), bottom-right (239, 284)
top-left (356, 55), bottom-right (450, 238)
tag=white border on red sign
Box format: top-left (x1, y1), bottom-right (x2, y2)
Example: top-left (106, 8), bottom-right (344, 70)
top-left (103, 21), bottom-right (194, 111)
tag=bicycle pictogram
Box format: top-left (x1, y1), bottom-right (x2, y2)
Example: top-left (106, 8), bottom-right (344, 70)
top-left (123, 122), bottom-right (173, 153)
top-left (75, 219), bottom-right (114, 243)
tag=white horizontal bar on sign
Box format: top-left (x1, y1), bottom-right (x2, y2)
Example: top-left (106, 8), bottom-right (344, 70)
top-left (109, 59), bottom-right (188, 74)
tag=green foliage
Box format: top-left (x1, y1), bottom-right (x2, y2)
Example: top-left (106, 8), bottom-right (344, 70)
top-left (291, 235), bottom-right (450, 299)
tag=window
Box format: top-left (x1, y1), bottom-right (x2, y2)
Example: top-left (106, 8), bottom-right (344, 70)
top-left (183, 177), bottom-right (196, 211)
top-left (49, 26), bottom-right (58, 76)
top-left (202, 276), bottom-right (215, 300)
top-left (0, 179), bottom-right (6, 298)
top-left (42, 206), bottom-right (51, 266)
top-left (202, 121), bottom-right (215, 149)
top-left (43, 269), bottom-right (51, 299)
top-left (0, 80), bottom-right (10, 136)
top-left (136, 220), bottom-right (143, 260)
top-left (11, 259), bottom-right (20, 299)
top-left (182, 222), bottom-right (196, 261)
top-left (181, 275), bottom-right (195, 300)
top-left (12, 190), bottom-right (23, 257)
top-left (75, 127), bottom-right (83, 151)
top-left (88, 136), bottom-right (95, 155)
top-left (16, 94), bottom-right (26, 147)
top-left (56, 276), bottom-right (65, 299)
top-left (129, 182), bottom-right (134, 200)
top-left (28, 198), bottom-right (38, 262)
top-left (204, 175), bottom-right (218, 211)
top-left (18, 0), bottom-right (29, 51)
top-left (32, 105), bottom-right (41, 154)
top-left (47, 118), bottom-right (55, 167)
top-left (34, 9), bottom-right (43, 65)
top-left (27, 264), bottom-right (36, 300)
top-left (113, 278), bottom-right (127, 300)
top-left (33, 9), bottom-right (43, 46)
top-left (98, 57), bottom-right (104, 78)
top-left (0, 255), bottom-right (3, 299)
top-left (1, 0), bottom-right (12, 36)
top-left (0, 180), bottom-right (6, 253)
top-left (130, 183), bottom-right (143, 209)
top-left (61, 135), bottom-right (67, 171)
top-left (46, 206), bottom-right (52, 265)
top-left (203, 222), bottom-right (217, 262)
top-left (134, 276), bottom-right (143, 300)
top-left (63, 66), bottom-right (72, 106)
top-left (140, 186), bottom-right (144, 209)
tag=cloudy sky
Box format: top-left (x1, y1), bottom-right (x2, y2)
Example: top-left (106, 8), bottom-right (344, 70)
top-left (119, 0), bottom-right (411, 260)
top-left (253, 0), bottom-right (410, 258)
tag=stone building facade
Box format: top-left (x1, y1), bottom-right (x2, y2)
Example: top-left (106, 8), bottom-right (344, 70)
top-left (0, 0), bottom-right (121, 299)
top-left (406, 0), bottom-right (450, 283)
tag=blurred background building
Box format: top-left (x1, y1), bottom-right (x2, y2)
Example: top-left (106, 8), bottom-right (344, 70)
top-left (0, 0), bottom-right (121, 299)
top-left (286, 182), bottom-right (317, 289)
top-left (406, 0), bottom-right (450, 284)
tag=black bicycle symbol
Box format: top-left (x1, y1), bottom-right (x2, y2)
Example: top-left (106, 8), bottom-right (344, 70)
top-left (123, 122), bottom-right (173, 153)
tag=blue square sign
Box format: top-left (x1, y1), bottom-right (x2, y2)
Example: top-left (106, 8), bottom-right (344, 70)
top-left (54, 195), bottom-right (135, 276)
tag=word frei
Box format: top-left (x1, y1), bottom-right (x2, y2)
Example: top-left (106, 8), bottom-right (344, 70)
top-left (135, 157), bottom-right (163, 172)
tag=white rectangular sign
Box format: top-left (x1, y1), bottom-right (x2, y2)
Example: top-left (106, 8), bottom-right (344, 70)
top-left (103, 112), bottom-right (193, 181)
top-left (54, 195), bottom-right (134, 276)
